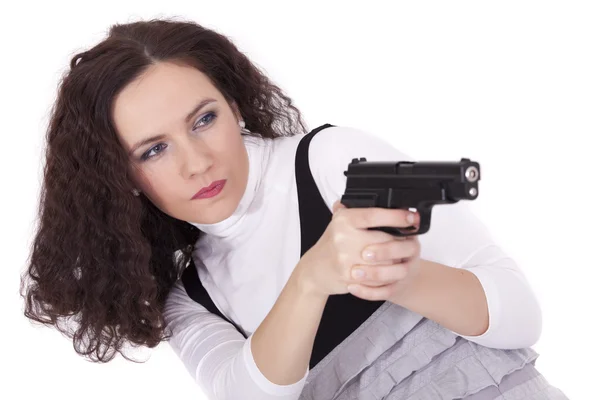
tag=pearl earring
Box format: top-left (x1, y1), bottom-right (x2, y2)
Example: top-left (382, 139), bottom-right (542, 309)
top-left (132, 189), bottom-right (140, 196)
top-left (238, 120), bottom-right (251, 134)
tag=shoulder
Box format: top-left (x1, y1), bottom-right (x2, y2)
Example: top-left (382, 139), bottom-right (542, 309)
top-left (305, 125), bottom-right (415, 211)
top-left (308, 125), bottom-right (414, 161)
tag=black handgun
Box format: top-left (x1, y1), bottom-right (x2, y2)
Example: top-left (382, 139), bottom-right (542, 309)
top-left (340, 157), bottom-right (481, 236)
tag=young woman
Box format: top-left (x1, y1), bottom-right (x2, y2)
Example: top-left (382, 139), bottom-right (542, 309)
top-left (21, 18), bottom-right (567, 400)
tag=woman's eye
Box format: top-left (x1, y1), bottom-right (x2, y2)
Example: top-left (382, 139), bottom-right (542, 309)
top-left (193, 111), bottom-right (217, 130)
top-left (141, 143), bottom-right (167, 161)
top-left (139, 112), bottom-right (216, 162)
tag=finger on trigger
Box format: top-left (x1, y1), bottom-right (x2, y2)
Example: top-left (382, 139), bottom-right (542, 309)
top-left (405, 209), bottom-right (419, 225)
top-left (355, 207), bottom-right (416, 229)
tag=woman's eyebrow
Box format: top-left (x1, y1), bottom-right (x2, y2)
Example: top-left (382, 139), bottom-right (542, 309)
top-left (184, 97), bottom-right (217, 124)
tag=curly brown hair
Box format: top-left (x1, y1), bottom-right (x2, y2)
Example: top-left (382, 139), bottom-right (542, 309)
top-left (20, 17), bottom-right (306, 363)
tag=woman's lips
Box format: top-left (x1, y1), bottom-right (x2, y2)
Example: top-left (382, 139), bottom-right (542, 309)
top-left (192, 179), bottom-right (227, 199)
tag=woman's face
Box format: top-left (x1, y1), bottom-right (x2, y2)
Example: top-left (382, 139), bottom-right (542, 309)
top-left (113, 61), bottom-right (249, 224)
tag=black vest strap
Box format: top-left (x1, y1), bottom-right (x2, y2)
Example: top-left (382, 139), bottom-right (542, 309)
top-left (295, 124), bottom-right (385, 369)
top-left (181, 123), bottom-right (384, 369)
top-left (181, 258), bottom-right (248, 338)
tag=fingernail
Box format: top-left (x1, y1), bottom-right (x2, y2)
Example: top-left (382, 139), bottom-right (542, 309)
top-left (407, 212), bottom-right (415, 224)
top-left (363, 250), bottom-right (375, 260)
top-left (352, 268), bottom-right (365, 279)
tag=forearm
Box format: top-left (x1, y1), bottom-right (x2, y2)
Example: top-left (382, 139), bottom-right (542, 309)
top-left (250, 263), bottom-right (328, 385)
top-left (392, 258), bottom-right (490, 337)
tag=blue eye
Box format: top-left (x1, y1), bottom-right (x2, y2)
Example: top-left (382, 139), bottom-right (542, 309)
top-left (139, 111), bottom-right (217, 162)
top-left (141, 143), bottom-right (167, 161)
top-left (193, 111), bottom-right (217, 130)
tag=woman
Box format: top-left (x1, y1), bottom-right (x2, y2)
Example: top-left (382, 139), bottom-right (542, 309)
top-left (21, 18), bottom-right (567, 399)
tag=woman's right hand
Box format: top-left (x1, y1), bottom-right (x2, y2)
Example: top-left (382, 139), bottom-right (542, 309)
top-left (294, 199), bottom-right (421, 297)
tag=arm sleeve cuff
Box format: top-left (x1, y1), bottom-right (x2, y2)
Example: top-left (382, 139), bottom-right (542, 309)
top-left (453, 265), bottom-right (501, 345)
top-left (243, 333), bottom-right (309, 396)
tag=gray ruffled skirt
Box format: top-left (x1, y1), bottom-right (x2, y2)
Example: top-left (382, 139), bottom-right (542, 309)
top-left (300, 302), bottom-right (568, 400)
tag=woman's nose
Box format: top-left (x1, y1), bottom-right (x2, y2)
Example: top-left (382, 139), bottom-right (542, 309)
top-left (179, 142), bottom-right (213, 178)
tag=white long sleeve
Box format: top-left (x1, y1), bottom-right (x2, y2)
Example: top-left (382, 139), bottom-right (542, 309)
top-left (307, 125), bottom-right (543, 349)
top-left (163, 280), bottom-right (308, 400)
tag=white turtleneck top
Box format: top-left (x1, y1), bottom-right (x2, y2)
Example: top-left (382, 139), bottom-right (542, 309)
top-left (163, 126), bottom-right (542, 400)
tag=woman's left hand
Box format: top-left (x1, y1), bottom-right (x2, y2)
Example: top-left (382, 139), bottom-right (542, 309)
top-left (337, 203), bottom-right (422, 302)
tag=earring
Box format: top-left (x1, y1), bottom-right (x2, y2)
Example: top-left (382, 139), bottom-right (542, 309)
top-left (238, 120), bottom-right (251, 134)
top-left (132, 189), bottom-right (140, 196)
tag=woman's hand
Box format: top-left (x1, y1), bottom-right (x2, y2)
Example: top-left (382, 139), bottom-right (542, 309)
top-left (335, 201), bottom-right (422, 302)
top-left (295, 199), bottom-right (422, 302)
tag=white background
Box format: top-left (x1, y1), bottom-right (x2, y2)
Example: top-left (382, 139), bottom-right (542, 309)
top-left (1, 1), bottom-right (598, 399)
